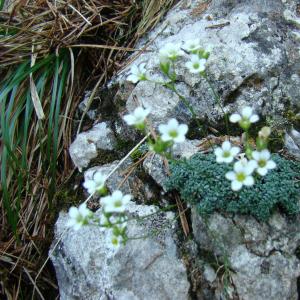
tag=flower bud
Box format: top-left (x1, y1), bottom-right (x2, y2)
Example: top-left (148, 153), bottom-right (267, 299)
top-left (259, 126), bottom-right (271, 139)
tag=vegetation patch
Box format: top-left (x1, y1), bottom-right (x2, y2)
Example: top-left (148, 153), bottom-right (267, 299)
top-left (166, 153), bottom-right (300, 221)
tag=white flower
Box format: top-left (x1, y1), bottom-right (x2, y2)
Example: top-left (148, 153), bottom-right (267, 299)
top-left (185, 55), bottom-right (206, 74)
top-left (229, 106), bottom-right (259, 129)
top-left (225, 159), bottom-right (257, 191)
top-left (252, 149), bottom-right (276, 176)
top-left (100, 214), bottom-right (127, 228)
top-left (127, 63), bottom-right (148, 83)
top-left (182, 39), bottom-right (202, 52)
top-left (159, 43), bottom-right (184, 61)
top-left (158, 118), bottom-right (188, 143)
top-left (214, 141), bottom-right (240, 163)
top-left (101, 190), bottom-right (131, 213)
top-left (106, 230), bottom-right (123, 249)
top-left (83, 171), bottom-right (106, 195)
top-left (123, 106), bottom-right (150, 128)
top-left (67, 203), bottom-right (93, 230)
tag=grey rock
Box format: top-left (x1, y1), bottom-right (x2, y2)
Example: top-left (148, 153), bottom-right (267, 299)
top-left (192, 208), bottom-right (300, 300)
top-left (84, 160), bottom-right (133, 195)
top-left (143, 139), bottom-right (200, 190)
top-left (69, 122), bottom-right (116, 171)
top-left (50, 202), bottom-right (190, 300)
top-left (85, 159), bottom-right (158, 204)
top-left (116, 0), bottom-right (300, 130)
top-left (78, 91), bottom-right (97, 120)
top-left (203, 264), bottom-right (217, 284)
top-left (285, 129), bottom-right (300, 159)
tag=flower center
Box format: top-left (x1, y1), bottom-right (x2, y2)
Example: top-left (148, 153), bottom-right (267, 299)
top-left (223, 151), bottom-right (231, 158)
top-left (111, 236), bottom-right (119, 246)
top-left (169, 130), bottom-right (178, 138)
top-left (114, 200), bottom-right (123, 207)
top-left (258, 159), bottom-right (266, 168)
top-left (239, 118), bottom-right (250, 130)
top-left (193, 63), bottom-right (200, 69)
top-left (236, 172), bottom-right (246, 182)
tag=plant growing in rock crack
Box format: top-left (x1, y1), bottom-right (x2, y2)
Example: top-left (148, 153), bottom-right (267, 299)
top-left (166, 152), bottom-right (300, 221)
top-left (65, 39), bottom-right (292, 249)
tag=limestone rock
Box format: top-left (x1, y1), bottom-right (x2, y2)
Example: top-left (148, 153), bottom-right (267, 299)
top-left (117, 0), bottom-right (300, 129)
top-left (192, 209), bottom-right (300, 300)
top-left (69, 122), bottom-right (116, 171)
top-left (143, 139), bottom-right (200, 190)
top-left (285, 128), bottom-right (300, 159)
top-left (84, 159), bottom-right (158, 204)
top-left (50, 202), bottom-right (190, 300)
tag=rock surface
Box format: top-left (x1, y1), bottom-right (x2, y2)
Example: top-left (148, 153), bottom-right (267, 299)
top-left (55, 1), bottom-right (300, 299)
top-left (192, 209), bottom-right (300, 300)
top-left (50, 202), bottom-right (190, 300)
top-left (143, 139), bottom-right (200, 190)
top-left (115, 0), bottom-right (300, 130)
top-left (69, 122), bottom-right (116, 171)
top-left (84, 159), bottom-right (158, 203)
top-left (285, 128), bottom-right (300, 159)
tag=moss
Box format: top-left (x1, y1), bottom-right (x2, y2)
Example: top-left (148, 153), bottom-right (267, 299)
top-left (284, 109), bottom-right (300, 129)
top-left (166, 153), bottom-right (300, 221)
top-left (53, 172), bottom-right (85, 213)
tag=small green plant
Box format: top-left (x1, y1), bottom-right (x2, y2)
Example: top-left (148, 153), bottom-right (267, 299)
top-left (166, 153), bottom-right (300, 221)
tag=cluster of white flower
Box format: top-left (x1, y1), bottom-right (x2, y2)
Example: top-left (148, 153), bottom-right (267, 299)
top-left (67, 203), bottom-right (93, 231)
top-left (123, 106), bottom-right (188, 155)
top-left (67, 173), bottom-right (131, 249)
top-left (127, 39), bottom-right (211, 84)
top-left (214, 106), bottom-right (276, 191)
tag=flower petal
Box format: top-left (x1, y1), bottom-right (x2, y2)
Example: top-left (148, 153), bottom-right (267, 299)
top-left (174, 135), bottom-right (186, 143)
top-left (241, 106), bottom-right (253, 118)
top-left (245, 160), bottom-right (257, 174)
top-left (230, 146), bottom-right (240, 157)
top-left (223, 156), bottom-right (234, 163)
top-left (68, 207), bottom-right (79, 219)
top-left (123, 114), bottom-right (136, 125)
top-left (127, 74), bottom-right (139, 83)
top-left (222, 141), bottom-right (231, 151)
top-left (229, 113), bottom-right (241, 123)
top-left (178, 124), bottom-right (188, 135)
top-left (112, 190), bottom-right (123, 201)
top-left (225, 171), bottom-right (236, 181)
top-left (251, 150), bottom-right (260, 161)
top-left (214, 147), bottom-right (223, 157)
top-left (168, 118), bottom-right (179, 129)
top-left (266, 160), bottom-right (276, 170)
top-left (233, 161), bottom-right (244, 173)
top-left (257, 167), bottom-right (268, 176)
top-left (243, 176), bottom-right (254, 186)
top-left (122, 194), bottom-right (132, 204)
top-left (232, 180), bottom-right (243, 191)
top-left (250, 114), bottom-right (259, 123)
top-left (158, 124), bottom-right (168, 135)
top-left (260, 149), bottom-right (271, 161)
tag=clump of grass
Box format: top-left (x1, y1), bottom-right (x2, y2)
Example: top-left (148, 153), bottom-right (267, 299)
top-left (0, 0), bottom-right (175, 298)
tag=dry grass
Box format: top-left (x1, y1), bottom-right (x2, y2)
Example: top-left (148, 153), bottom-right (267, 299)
top-left (0, 0), bottom-right (174, 298)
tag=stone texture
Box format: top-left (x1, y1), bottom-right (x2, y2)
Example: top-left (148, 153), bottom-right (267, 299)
top-left (285, 128), bottom-right (300, 159)
top-left (50, 202), bottom-right (190, 300)
top-left (192, 209), bottom-right (300, 300)
top-left (143, 139), bottom-right (200, 190)
top-left (84, 159), bottom-right (158, 204)
top-left (115, 0), bottom-right (300, 129)
top-left (69, 122), bottom-right (116, 171)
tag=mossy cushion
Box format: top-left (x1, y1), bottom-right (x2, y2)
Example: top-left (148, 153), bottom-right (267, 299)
top-left (166, 153), bottom-right (300, 221)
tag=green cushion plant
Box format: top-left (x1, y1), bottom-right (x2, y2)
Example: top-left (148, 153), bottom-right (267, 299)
top-left (166, 153), bottom-right (300, 221)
